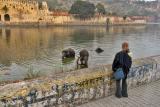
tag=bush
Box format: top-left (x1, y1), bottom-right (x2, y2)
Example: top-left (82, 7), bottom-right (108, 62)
top-left (25, 67), bottom-right (41, 80)
top-left (69, 0), bottom-right (95, 19)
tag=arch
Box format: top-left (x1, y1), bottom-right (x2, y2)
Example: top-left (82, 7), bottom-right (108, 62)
top-left (38, 18), bottom-right (43, 21)
top-left (4, 14), bottom-right (10, 21)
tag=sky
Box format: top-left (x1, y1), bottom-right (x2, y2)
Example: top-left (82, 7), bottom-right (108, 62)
top-left (136, 0), bottom-right (157, 1)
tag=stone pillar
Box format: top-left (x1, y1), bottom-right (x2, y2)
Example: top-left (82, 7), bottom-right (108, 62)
top-left (1, 14), bottom-right (4, 22)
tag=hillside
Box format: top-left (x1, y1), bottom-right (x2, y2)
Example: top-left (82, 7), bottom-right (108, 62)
top-left (37, 0), bottom-right (159, 16)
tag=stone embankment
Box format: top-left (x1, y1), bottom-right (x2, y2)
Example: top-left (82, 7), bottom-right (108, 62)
top-left (0, 55), bottom-right (160, 107)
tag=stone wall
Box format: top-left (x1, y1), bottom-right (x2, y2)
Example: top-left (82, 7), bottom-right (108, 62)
top-left (0, 55), bottom-right (160, 107)
top-left (25, 16), bottom-right (147, 26)
top-left (0, 0), bottom-right (50, 23)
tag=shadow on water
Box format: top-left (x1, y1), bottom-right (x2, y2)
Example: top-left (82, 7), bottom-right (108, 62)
top-left (5, 29), bottom-right (11, 46)
top-left (62, 58), bottom-right (75, 65)
top-left (0, 29), bottom-right (2, 37)
top-left (70, 27), bottom-right (106, 44)
top-left (76, 64), bottom-right (88, 70)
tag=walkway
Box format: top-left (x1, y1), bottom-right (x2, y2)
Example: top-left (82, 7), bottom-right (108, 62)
top-left (79, 80), bottom-right (160, 107)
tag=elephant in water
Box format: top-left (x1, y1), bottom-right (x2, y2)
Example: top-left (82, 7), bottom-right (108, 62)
top-left (77, 49), bottom-right (89, 68)
top-left (62, 48), bottom-right (75, 59)
top-left (95, 48), bottom-right (104, 53)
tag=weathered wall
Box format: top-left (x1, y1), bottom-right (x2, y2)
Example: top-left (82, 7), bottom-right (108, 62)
top-left (0, 0), bottom-right (50, 23)
top-left (0, 55), bottom-right (160, 107)
top-left (38, 16), bottom-right (147, 26)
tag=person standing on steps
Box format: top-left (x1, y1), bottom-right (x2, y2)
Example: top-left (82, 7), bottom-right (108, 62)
top-left (112, 42), bottom-right (132, 98)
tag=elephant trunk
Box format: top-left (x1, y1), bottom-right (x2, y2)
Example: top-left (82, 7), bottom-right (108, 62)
top-left (76, 57), bottom-right (80, 65)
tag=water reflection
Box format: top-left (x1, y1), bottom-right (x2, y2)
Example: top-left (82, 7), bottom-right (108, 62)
top-left (0, 25), bottom-right (160, 81)
top-left (5, 29), bottom-right (11, 45)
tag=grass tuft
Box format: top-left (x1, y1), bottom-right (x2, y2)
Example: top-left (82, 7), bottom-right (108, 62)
top-left (25, 67), bottom-right (41, 80)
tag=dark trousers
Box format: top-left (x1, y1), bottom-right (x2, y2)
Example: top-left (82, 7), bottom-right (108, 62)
top-left (115, 76), bottom-right (128, 98)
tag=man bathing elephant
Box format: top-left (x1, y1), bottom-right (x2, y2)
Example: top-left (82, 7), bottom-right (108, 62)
top-left (62, 48), bottom-right (89, 68)
top-left (62, 48), bottom-right (75, 59)
top-left (77, 49), bottom-right (89, 67)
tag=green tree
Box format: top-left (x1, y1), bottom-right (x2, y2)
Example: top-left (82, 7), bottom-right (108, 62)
top-left (69, 0), bottom-right (95, 19)
top-left (123, 15), bottom-right (127, 20)
top-left (96, 3), bottom-right (106, 15)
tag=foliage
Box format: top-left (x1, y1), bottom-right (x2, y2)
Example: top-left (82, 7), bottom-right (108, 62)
top-left (2, 5), bottom-right (9, 13)
top-left (69, 0), bottom-right (96, 19)
top-left (123, 15), bottom-right (127, 20)
top-left (107, 11), bottom-right (119, 16)
top-left (96, 3), bottom-right (106, 15)
top-left (25, 67), bottom-right (41, 80)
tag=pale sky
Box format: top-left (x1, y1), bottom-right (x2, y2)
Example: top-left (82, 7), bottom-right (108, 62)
top-left (137, 0), bottom-right (157, 1)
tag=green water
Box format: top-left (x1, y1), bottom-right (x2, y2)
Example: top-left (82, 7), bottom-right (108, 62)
top-left (0, 25), bottom-right (160, 81)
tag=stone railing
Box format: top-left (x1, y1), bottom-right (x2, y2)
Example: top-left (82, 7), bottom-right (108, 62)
top-left (0, 55), bottom-right (160, 107)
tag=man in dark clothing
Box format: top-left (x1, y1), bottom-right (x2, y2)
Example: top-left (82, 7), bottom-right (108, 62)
top-left (112, 42), bottom-right (132, 98)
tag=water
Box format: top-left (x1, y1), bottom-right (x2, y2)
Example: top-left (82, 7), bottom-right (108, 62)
top-left (0, 25), bottom-right (160, 81)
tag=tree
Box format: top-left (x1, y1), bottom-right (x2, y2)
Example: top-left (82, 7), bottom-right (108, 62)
top-left (123, 15), bottom-right (127, 20)
top-left (96, 3), bottom-right (106, 15)
top-left (69, 0), bottom-right (96, 19)
top-left (2, 5), bottom-right (9, 13)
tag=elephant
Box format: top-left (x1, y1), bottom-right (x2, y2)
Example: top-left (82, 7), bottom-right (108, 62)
top-left (95, 48), bottom-right (104, 53)
top-left (62, 48), bottom-right (75, 59)
top-left (77, 49), bottom-right (89, 67)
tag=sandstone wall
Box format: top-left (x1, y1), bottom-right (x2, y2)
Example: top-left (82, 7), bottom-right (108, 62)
top-left (37, 16), bottom-right (147, 26)
top-left (0, 0), bottom-right (50, 23)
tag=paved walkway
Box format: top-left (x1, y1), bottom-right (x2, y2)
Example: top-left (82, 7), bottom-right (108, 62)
top-left (79, 80), bottom-right (160, 107)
